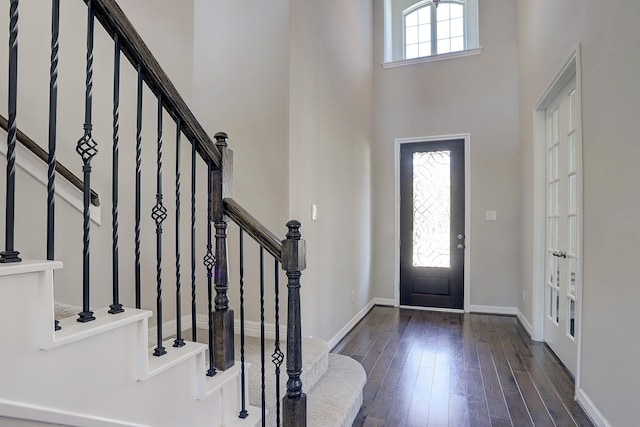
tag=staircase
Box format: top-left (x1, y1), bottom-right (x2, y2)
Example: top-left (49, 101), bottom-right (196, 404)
top-left (0, 261), bottom-right (260, 427)
top-left (0, 261), bottom-right (364, 426)
top-left (0, 0), bottom-right (365, 425)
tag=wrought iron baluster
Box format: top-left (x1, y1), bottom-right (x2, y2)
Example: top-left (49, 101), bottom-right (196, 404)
top-left (238, 229), bottom-right (248, 418)
top-left (204, 160), bottom-right (216, 376)
top-left (272, 258), bottom-right (284, 425)
top-left (47, 0), bottom-right (59, 263)
top-left (152, 96), bottom-right (167, 357)
top-left (260, 247), bottom-right (266, 425)
top-left (174, 120), bottom-right (184, 348)
top-left (109, 35), bottom-right (123, 315)
top-left (76, 1), bottom-right (97, 322)
top-left (134, 65), bottom-right (143, 309)
top-left (191, 140), bottom-right (197, 342)
top-left (49, 0), bottom-right (60, 330)
top-left (1, 0), bottom-right (21, 264)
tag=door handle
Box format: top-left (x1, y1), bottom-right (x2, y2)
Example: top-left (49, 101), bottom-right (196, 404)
top-left (552, 250), bottom-right (567, 258)
top-left (457, 243), bottom-right (465, 249)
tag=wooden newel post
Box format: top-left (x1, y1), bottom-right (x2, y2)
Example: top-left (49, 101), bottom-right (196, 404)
top-left (282, 220), bottom-right (307, 427)
top-left (212, 132), bottom-right (234, 370)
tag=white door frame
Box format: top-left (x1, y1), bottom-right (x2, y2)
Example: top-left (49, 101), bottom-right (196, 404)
top-left (531, 45), bottom-right (583, 392)
top-left (394, 133), bottom-right (471, 312)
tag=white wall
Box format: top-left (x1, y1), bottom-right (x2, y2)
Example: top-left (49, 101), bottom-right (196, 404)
top-left (289, 0), bottom-right (374, 341)
top-left (371, 0), bottom-right (521, 309)
top-left (517, 1), bottom-right (640, 425)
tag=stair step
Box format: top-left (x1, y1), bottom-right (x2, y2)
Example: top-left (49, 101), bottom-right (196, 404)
top-left (307, 354), bottom-right (366, 427)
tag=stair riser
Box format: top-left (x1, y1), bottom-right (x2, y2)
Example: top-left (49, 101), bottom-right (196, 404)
top-left (0, 262), bottom-right (252, 427)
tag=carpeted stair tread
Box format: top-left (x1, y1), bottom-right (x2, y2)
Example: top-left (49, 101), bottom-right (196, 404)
top-left (307, 353), bottom-right (366, 427)
top-left (235, 335), bottom-right (329, 427)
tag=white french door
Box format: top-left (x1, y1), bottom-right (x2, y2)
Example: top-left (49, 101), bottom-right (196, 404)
top-left (543, 77), bottom-right (581, 376)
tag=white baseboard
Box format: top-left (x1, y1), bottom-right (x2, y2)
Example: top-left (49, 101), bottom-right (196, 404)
top-left (576, 388), bottom-right (612, 427)
top-left (468, 305), bottom-right (518, 316)
top-left (0, 398), bottom-right (145, 427)
top-left (328, 299), bottom-right (378, 350)
top-left (516, 309), bottom-right (533, 337)
top-left (372, 298), bottom-right (395, 307)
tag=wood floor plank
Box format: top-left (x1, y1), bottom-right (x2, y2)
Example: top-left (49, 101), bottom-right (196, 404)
top-left (476, 341), bottom-right (511, 424)
top-left (521, 355), bottom-right (578, 426)
top-left (332, 306), bottom-right (593, 427)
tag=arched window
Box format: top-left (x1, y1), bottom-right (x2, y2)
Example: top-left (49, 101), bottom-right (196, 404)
top-left (384, 0), bottom-right (479, 64)
top-left (404, 1), bottom-right (465, 59)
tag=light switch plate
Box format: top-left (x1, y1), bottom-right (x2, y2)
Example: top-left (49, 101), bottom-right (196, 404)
top-left (311, 204), bottom-right (318, 221)
top-left (486, 210), bottom-right (497, 221)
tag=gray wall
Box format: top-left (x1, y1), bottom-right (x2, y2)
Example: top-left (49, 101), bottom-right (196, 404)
top-left (517, 0), bottom-right (640, 424)
top-left (289, 0), bottom-right (374, 340)
top-left (371, 0), bottom-right (521, 309)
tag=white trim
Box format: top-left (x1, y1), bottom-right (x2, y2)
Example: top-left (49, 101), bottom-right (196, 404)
top-left (516, 309), bottom-right (533, 337)
top-left (393, 134), bottom-right (471, 311)
top-left (327, 298), bottom-right (400, 350)
top-left (0, 398), bottom-right (146, 427)
top-left (373, 297), bottom-right (395, 307)
top-left (576, 388), bottom-right (612, 427)
top-left (468, 305), bottom-right (517, 316)
top-left (399, 305), bottom-right (464, 314)
top-left (532, 44), bottom-right (584, 392)
top-left (328, 299), bottom-right (376, 350)
top-left (382, 47), bottom-right (482, 69)
top-left (0, 132), bottom-right (102, 225)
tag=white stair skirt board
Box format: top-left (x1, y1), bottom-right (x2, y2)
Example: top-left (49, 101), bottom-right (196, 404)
top-left (0, 131), bottom-right (101, 225)
top-left (0, 260), bottom-right (255, 427)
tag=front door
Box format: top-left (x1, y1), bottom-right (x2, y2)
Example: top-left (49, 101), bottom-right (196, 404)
top-left (400, 140), bottom-right (465, 309)
top-left (543, 77), bottom-right (581, 376)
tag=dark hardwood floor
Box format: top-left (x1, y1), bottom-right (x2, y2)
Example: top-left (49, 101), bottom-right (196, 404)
top-left (332, 306), bottom-right (593, 427)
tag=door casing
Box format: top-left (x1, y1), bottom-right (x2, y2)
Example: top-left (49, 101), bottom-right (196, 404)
top-left (394, 133), bottom-right (471, 312)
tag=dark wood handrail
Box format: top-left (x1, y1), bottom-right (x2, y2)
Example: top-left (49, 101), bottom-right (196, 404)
top-left (223, 197), bottom-right (282, 261)
top-left (86, 0), bottom-right (221, 169)
top-left (0, 114), bottom-right (100, 207)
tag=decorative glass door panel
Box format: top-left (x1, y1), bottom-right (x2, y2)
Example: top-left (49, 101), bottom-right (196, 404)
top-left (412, 150), bottom-right (451, 268)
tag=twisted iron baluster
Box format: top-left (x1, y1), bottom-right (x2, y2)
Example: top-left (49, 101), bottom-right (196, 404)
top-left (174, 120), bottom-right (185, 348)
top-left (47, 0), bottom-right (59, 263)
top-left (238, 229), bottom-right (248, 418)
top-left (109, 35), bottom-right (123, 315)
top-left (204, 160), bottom-right (216, 376)
top-left (49, 0), bottom-right (60, 330)
top-left (152, 96), bottom-right (167, 357)
top-left (272, 259), bottom-right (284, 425)
top-left (134, 65), bottom-right (143, 309)
top-left (76, 1), bottom-right (97, 322)
top-left (191, 140), bottom-right (197, 342)
top-left (1, 0), bottom-right (21, 264)
top-left (260, 248), bottom-right (266, 425)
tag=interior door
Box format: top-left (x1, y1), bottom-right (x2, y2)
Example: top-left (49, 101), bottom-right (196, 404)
top-left (400, 140), bottom-right (464, 309)
top-left (544, 77), bottom-right (580, 376)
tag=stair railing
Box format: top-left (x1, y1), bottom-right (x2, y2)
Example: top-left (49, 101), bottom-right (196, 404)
top-left (1, 0), bottom-right (307, 425)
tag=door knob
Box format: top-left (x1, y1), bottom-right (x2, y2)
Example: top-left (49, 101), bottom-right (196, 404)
top-left (457, 243), bottom-right (465, 249)
top-left (457, 234), bottom-right (464, 240)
